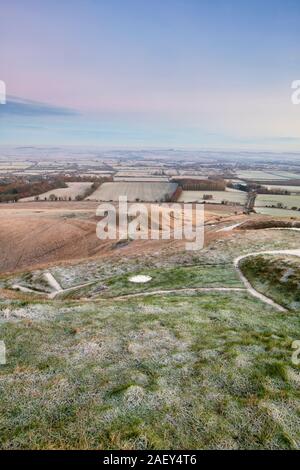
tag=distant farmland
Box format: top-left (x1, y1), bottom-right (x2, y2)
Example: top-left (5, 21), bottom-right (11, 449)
top-left (86, 182), bottom-right (178, 202)
top-left (236, 170), bottom-right (300, 181)
top-left (255, 207), bottom-right (300, 217)
top-left (264, 184), bottom-right (300, 193)
top-left (255, 194), bottom-right (300, 210)
top-left (20, 182), bottom-right (94, 201)
top-left (113, 177), bottom-right (169, 182)
top-left (178, 190), bottom-right (247, 205)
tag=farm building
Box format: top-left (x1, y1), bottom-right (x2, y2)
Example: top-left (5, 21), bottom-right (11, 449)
top-left (86, 182), bottom-right (179, 202)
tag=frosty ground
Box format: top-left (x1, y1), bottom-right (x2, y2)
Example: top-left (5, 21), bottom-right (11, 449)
top-left (0, 226), bottom-right (300, 449)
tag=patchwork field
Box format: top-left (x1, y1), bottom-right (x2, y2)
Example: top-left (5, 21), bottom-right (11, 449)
top-left (264, 185), bottom-right (300, 194)
top-left (254, 207), bottom-right (300, 218)
top-left (113, 177), bottom-right (169, 182)
top-left (86, 182), bottom-right (178, 202)
top-left (255, 194), bottom-right (300, 212)
top-left (0, 162), bottom-right (32, 169)
top-left (178, 190), bottom-right (247, 205)
top-left (236, 170), bottom-right (300, 181)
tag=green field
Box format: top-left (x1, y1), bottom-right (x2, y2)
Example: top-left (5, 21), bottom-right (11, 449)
top-left (255, 192), bottom-right (300, 217)
top-left (57, 264), bottom-right (243, 300)
top-left (236, 170), bottom-right (300, 181)
top-left (255, 207), bottom-right (300, 218)
top-left (178, 190), bottom-right (246, 205)
top-left (264, 185), bottom-right (300, 194)
top-left (255, 194), bottom-right (300, 210)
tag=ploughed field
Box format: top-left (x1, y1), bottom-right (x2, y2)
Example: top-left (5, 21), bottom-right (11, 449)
top-left (86, 181), bottom-right (178, 202)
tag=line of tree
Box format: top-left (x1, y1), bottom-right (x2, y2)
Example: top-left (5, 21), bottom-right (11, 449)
top-left (0, 175), bottom-right (113, 203)
top-left (0, 177), bottom-right (67, 203)
top-left (173, 178), bottom-right (226, 191)
top-left (227, 181), bottom-right (291, 195)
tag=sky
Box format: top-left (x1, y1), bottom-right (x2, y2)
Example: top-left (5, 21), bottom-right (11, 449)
top-left (0, 0), bottom-right (300, 150)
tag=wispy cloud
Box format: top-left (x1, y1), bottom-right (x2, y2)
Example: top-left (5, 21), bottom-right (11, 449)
top-left (1, 96), bottom-right (79, 117)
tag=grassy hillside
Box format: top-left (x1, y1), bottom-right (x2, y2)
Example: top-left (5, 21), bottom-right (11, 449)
top-left (240, 255), bottom-right (300, 310)
top-left (57, 264), bottom-right (243, 300)
top-left (1, 221), bottom-right (300, 449)
top-left (1, 291), bottom-right (300, 449)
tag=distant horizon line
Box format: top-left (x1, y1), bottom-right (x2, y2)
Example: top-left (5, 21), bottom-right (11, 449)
top-left (0, 144), bottom-right (300, 155)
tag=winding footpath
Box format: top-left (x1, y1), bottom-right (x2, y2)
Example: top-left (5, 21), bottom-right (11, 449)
top-left (109, 287), bottom-right (246, 301)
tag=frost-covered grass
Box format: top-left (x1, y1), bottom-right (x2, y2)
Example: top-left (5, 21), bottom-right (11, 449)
top-left (255, 207), bottom-right (300, 218)
top-left (100, 264), bottom-right (242, 296)
top-left (240, 255), bottom-right (300, 310)
top-left (236, 170), bottom-right (300, 181)
top-left (0, 292), bottom-right (300, 449)
top-left (1, 228), bottom-right (300, 449)
top-left (12, 225), bottom-right (299, 293)
top-left (256, 194), bottom-right (300, 210)
top-left (58, 264), bottom-right (243, 300)
top-left (178, 190), bottom-right (246, 205)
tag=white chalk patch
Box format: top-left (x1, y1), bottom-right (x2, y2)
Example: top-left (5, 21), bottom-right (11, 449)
top-left (129, 275), bottom-right (152, 283)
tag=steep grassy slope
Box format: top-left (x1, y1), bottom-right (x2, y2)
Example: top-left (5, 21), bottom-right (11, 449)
top-left (56, 264), bottom-right (243, 300)
top-left (1, 291), bottom-right (300, 449)
top-left (1, 219), bottom-right (300, 449)
top-left (240, 255), bottom-right (300, 310)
